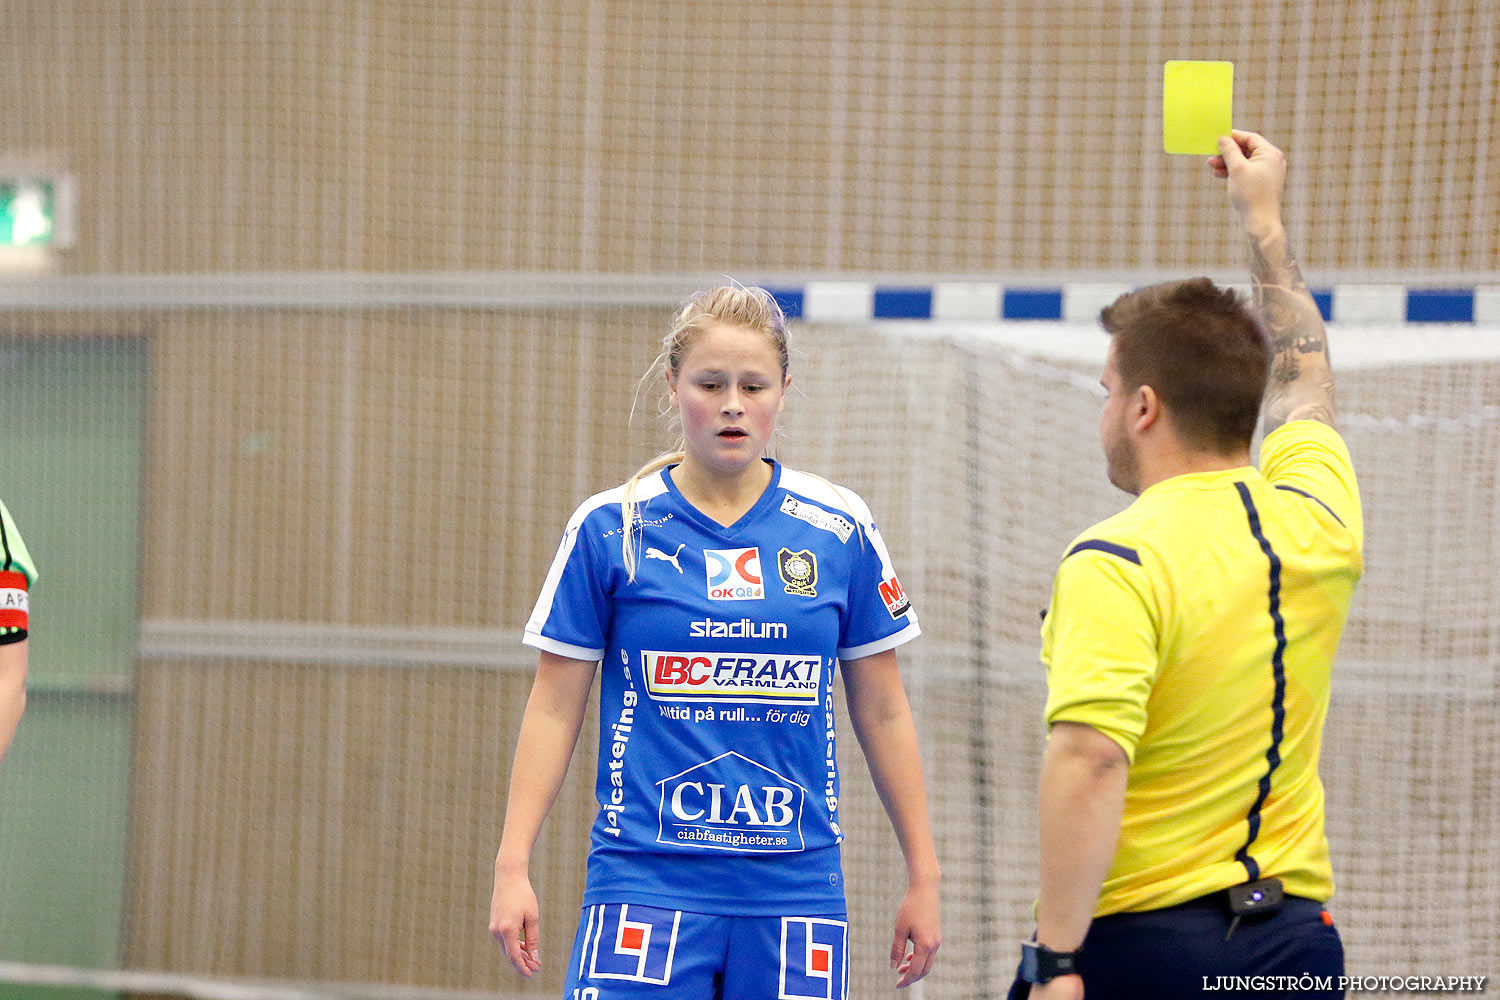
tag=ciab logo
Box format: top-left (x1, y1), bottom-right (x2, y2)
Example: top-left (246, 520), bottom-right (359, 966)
top-left (705, 547), bottom-right (763, 601)
top-left (656, 751), bottom-right (807, 853)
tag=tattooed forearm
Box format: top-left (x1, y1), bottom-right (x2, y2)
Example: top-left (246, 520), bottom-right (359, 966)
top-left (1250, 234), bottom-right (1307, 295)
top-left (1250, 226), bottom-right (1336, 433)
top-left (1272, 351), bottom-right (1300, 383)
top-left (1291, 333), bottom-right (1326, 354)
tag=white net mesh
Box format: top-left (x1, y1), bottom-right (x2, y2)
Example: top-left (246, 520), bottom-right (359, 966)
top-left (1, 1), bottom-right (1497, 998)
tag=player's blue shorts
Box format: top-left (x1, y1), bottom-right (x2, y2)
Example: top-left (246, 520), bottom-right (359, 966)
top-left (563, 902), bottom-right (849, 1000)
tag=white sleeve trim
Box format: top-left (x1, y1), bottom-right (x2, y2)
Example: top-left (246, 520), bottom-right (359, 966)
top-left (837, 618), bottom-right (921, 662)
top-left (521, 629), bottom-right (605, 663)
top-left (525, 478), bottom-right (662, 641)
top-left (778, 468), bottom-right (873, 524)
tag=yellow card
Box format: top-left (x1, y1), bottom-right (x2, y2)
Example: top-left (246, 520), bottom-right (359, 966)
top-left (1163, 60), bottom-right (1233, 154)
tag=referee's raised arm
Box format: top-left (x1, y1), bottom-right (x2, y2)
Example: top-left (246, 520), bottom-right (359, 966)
top-left (1211, 130), bottom-right (1336, 433)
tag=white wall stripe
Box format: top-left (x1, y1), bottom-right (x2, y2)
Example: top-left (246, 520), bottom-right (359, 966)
top-left (802, 282), bottom-right (875, 321)
top-left (932, 282), bottom-right (1001, 320)
top-left (1, 274), bottom-right (1497, 321)
top-left (129, 621), bottom-right (1497, 695)
top-left (1475, 287), bottom-right (1500, 325)
top-left (139, 619), bottom-right (525, 670)
top-left (1333, 284), bottom-right (1406, 322)
top-left (1062, 283), bottom-right (1132, 322)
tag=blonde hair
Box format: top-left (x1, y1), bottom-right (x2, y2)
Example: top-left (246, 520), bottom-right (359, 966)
top-left (621, 285), bottom-right (791, 581)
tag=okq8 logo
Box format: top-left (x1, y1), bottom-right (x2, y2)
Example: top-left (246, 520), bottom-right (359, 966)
top-left (705, 547), bottom-right (764, 601)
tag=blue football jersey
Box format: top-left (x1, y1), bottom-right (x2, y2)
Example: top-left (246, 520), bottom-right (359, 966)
top-left (524, 460), bottom-right (920, 915)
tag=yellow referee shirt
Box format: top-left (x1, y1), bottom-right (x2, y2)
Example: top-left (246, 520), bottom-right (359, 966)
top-left (1042, 420), bottom-right (1362, 914)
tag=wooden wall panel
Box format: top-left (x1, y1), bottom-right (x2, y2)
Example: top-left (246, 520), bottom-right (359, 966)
top-left (3, 1), bottom-right (1494, 277)
top-left (124, 660), bottom-right (597, 990)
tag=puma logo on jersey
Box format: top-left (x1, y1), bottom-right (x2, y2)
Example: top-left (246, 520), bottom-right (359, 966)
top-left (646, 543), bottom-right (685, 573)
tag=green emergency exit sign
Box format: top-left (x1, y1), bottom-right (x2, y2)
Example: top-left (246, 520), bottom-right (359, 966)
top-left (1, 177), bottom-right (73, 248)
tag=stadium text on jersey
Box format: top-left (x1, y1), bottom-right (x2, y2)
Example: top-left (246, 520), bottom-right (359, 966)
top-left (688, 617), bottom-right (789, 639)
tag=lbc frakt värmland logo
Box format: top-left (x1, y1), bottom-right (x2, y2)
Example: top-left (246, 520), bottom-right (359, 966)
top-left (705, 547), bottom-right (763, 601)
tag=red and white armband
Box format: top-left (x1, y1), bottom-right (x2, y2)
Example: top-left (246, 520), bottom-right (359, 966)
top-left (0, 570), bottom-right (28, 644)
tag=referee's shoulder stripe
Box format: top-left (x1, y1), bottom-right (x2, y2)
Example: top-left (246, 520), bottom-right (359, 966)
top-left (1274, 484), bottom-right (1346, 528)
top-left (1064, 539), bottom-right (1141, 566)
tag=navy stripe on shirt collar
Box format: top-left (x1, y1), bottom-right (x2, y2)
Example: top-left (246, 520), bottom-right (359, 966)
top-left (1274, 484), bottom-right (1346, 527)
top-left (1064, 539), bottom-right (1141, 566)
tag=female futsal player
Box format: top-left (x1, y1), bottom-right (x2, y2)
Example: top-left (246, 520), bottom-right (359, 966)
top-left (489, 285), bottom-right (940, 998)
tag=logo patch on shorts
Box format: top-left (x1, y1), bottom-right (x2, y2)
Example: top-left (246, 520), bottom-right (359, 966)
top-left (583, 903), bottom-right (680, 984)
top-left (779, 917), bottom-right (848, 1000)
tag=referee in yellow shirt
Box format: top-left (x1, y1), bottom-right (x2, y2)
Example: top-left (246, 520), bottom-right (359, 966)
top-left (1010, 131), bottom-right (1361, 1000)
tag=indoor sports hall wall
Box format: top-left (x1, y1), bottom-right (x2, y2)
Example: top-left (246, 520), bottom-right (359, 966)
top-left (1, 3), bottom-right (1497, 999)
top-left (6, 311), bottom-right (1497, 999)
top-left (4, 1), bottom-right (1497, 278)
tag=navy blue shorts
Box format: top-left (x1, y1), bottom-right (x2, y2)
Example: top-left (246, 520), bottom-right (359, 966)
top-left (1006, 894), bottom-right (1345, 1000)
top-left (563, 902), bottom-right (848, 1000)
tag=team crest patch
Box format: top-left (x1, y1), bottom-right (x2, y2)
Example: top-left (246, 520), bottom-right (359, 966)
top-left (777, 548), bottom-right (818, 597)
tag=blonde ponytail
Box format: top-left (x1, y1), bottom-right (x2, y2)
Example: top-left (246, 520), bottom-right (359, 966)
top-left (621, 448), bottom-right (684, 582)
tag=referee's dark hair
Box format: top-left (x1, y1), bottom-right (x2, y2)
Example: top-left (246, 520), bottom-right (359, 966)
top-left (1100, 277), bottom-right (1273, 453)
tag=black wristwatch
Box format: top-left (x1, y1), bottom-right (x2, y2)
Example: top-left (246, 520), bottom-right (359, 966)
top-left (1019, 940), bottom-right (1082, 984)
